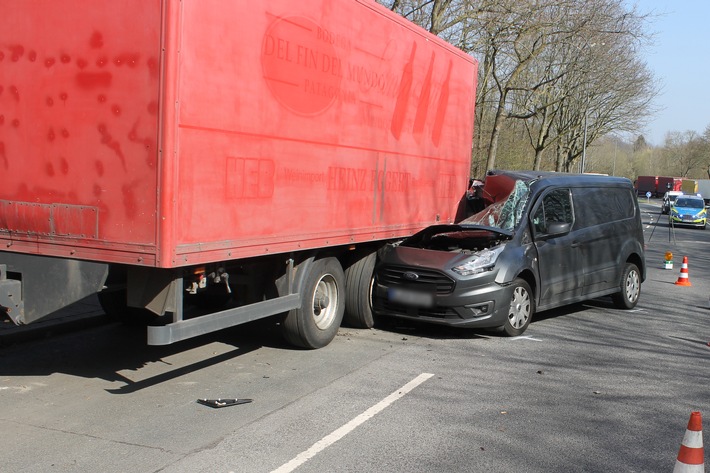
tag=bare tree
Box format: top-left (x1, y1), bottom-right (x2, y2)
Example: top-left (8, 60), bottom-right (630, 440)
top-left (662, 131), bottom-right (706, 178)
top-left (379, 0), bottom-right (658, 175)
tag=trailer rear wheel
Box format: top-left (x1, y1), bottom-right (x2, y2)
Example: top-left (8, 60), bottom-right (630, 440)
top-left (343, 251), bottom-right (376, 328)
top-left (282, 257), bottom-right (345, 349)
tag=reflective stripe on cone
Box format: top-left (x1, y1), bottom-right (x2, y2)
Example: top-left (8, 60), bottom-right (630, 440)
top-left (673, 411), bottom-right (704, 473)
top-left (675, 256), bottom-right (692, 286)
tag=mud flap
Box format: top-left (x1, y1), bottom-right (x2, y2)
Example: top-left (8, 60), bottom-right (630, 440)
top-left (0, 252), bottom-right (108, 325)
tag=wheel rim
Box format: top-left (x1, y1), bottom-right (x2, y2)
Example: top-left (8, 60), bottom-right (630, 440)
top-left (312, 273), bottom-right (339, 330)
top-left (625, 269), bottom-right (640, 303)
top-left (509, 286), bottom-right (531, 329)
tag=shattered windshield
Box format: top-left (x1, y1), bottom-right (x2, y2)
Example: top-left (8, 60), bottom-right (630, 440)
top-left (461, 179), bottom-right (531, 231)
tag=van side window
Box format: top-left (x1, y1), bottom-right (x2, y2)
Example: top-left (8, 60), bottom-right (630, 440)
top-left (532, 189), bottom-right (573, 235)
top-left (572, 187), bottom-right (635, 228)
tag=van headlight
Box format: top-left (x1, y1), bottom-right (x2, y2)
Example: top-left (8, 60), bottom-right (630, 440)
top-left (452, 246), bottom-right (505, 276)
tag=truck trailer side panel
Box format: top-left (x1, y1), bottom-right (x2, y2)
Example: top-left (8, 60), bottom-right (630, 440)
top-left (1, 0), bottom-right (477, 269)
top-left (0, 0), bottom-right (162, 264)
top-left (166, 0), bottom-right (476, 267)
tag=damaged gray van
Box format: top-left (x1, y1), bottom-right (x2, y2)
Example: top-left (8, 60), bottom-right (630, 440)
top-left (372, 170), bottom-right (646, 336)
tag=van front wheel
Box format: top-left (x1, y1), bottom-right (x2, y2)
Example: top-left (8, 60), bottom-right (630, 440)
top-left (502, 279), bottom-right (533, 336)
top-left (611, 263), bottom-right (641, 309)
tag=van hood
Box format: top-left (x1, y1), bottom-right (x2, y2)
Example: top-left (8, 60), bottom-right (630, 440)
top-left (378, 224), bottom-right (511, 270)
top-left (398, 224), bottom-right (512, 250)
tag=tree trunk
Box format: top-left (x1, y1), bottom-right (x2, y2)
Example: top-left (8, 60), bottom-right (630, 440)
top-left (485, 92), bottom-right (507, 171)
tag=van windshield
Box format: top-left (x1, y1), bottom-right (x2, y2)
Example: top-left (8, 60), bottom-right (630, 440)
top-left (461, 180), bottom-right (531, 231)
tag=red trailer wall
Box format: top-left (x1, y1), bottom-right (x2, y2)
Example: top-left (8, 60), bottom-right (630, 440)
top-left (635, 176), bottom-right (657, 195)
top-left (162, 0), bottom-right (477, 267)
top-left (654, 177), bottom-right (682, 196)
top-left (0, 0), bottom-right (162, 263)
top-left (1, 0), bottom-right (477, 269)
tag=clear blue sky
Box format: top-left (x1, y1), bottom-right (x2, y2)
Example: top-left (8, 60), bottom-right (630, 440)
top-left (633, 0), bottom-right (710, 145)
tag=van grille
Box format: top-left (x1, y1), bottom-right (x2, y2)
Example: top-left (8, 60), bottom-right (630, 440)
top-left (375, 300), bottom-right (459, 319)
top-left (376, 266), bottom-right (454, 294)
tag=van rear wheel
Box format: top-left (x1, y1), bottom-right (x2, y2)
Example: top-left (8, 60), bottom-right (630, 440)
top-left (611, 262), bottom-right (640, 309)
top-left (502, 278), bottom-right (533, 336)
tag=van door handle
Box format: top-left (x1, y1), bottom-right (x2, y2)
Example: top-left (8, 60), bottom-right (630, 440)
top-left (571, 241), bottom-right (581, 248)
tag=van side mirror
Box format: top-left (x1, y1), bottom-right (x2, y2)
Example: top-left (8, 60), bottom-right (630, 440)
top-left (546, 221), bottom-right (571, 235)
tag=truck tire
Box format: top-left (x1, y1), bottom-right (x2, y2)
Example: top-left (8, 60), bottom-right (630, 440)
top-left (343, 251), bottom-right (376, 328)
top-left (281, 257), bottom-right (345, 349)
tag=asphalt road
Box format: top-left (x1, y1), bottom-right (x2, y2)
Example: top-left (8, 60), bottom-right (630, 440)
top-left (0, 199), bottom-right (708, 473)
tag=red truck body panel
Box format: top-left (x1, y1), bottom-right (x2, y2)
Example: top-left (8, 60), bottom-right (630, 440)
top-left (635, 176), bottom-right (657, 195)
top-left (657, 177), bottom-right (682, 193)
top-left (1, 0), bottom-right (477, 269)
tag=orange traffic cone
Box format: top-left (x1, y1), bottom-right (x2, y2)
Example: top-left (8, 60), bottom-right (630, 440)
top-left (675, 256), bottom-right (692, 286)
top-left (673, 411), bottom-right (704, 472)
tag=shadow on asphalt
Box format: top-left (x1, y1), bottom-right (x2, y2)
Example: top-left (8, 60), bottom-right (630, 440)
top-left (0, 311), bottom-right (293, 394)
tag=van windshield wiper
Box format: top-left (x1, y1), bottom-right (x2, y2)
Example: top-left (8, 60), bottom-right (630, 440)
top-left (458, 224), bottom-right (514, 237)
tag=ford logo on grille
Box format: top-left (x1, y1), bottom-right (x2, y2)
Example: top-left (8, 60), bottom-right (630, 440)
top-left (402, 271), bottom-right (419, 281)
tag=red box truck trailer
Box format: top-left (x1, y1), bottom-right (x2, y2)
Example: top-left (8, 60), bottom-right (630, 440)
top-left (635, 176), bottom-right (657, 196)
top-left (656, 176), bottom-right (682, 195)
top-left (0, 0), bottom-right (478, 348)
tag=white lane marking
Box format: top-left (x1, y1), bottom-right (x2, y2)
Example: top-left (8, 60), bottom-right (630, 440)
top-left (511, 336), bottom-right (542, 341)
top-left (270, 372), bottom-right (435, 473)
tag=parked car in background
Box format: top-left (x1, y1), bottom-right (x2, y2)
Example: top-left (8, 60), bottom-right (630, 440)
top-left (669, 195), bottom-right (707, 229)
top-left (662, 190), bottom-right (684, 214)
top-left (372, 170), bottom-right (646, 337)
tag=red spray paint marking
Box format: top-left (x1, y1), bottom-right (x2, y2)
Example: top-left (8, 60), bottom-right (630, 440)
top-left (90, 31), bottom-right (104, 49)
top-left (0, 142), bottom-right (7, 169)
top-left (97, 124), bottom-right (126, 170)
top-left (9, 44), bottom-right (24, 62)
top-left (76, 72), bottom-right (112, 89)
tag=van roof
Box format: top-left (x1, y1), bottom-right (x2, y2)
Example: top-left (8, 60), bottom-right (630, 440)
top-left (486, 170), bottom-right (632, 188)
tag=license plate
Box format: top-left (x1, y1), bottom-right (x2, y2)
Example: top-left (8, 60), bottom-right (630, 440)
top-left (388, 287), bottom-right (434, 307)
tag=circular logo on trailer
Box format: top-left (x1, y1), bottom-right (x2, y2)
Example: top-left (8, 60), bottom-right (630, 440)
top-left (261, 16), bottom-right (342, 116)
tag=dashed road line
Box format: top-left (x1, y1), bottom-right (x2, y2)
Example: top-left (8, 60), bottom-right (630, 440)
top-left (269, 372), bottom-right (435, 473)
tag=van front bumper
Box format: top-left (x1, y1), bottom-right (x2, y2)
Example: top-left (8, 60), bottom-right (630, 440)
top-left (371, 277), bottom-right (515, 329)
